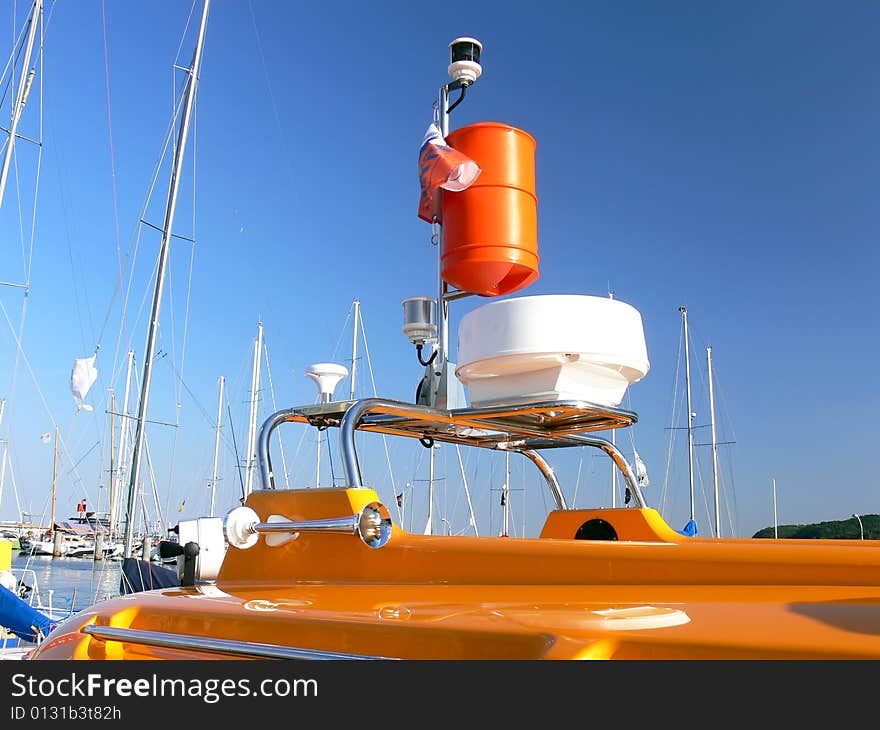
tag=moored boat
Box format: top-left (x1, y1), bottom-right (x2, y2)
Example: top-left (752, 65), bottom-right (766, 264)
top-left (31, 25), bottom-right (880, 662)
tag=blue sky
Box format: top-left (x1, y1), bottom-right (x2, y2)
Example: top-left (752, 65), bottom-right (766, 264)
top-left (0, 0), bottom-right (877, 539)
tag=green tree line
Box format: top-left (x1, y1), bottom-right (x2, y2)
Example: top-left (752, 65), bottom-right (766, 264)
top-left (753, 514), bottom-right (879, 539)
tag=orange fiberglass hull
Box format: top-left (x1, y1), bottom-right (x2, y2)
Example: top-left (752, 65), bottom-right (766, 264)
top-left (31, 488), bottom-right (880, 660)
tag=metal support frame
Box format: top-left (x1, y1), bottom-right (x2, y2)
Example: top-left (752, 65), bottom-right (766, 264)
top-left (256, 397), bottom-right (646, 511)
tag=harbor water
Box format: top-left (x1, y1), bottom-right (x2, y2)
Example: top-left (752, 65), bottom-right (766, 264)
top-left (11, 552), bottom-right (123, 615)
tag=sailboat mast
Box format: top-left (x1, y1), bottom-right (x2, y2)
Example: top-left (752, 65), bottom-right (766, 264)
top-left (109, 391), bottom-right (116, 536)
top-left (244, 321), bottom-right (263, 496)
top-left (609, 291), bottom-right (617, 508)
top-left (436, 88), bottom-right (450, 380)
top-left (0, 0), bottom-right (42, 209)
top-left (679, 306), bottom-right (696, 522)
top-left (112, 350), bottom-right (134, 539)
top-left (124, 0), bottom-right (210, 558)
top-left (350, 299), bottom-right (360, 400)
top-left (424, 446), bottom-right (435, 535)
top-left (502, 450), bottom-right (510, 537)
top-left (209, 375), bottom-right (224, 515)
top-left (707, 346), bottom-right (721, 537)
top-left (455, 445), bottom-right (479, 536)
top-left (49, 424), bottom-right (58, 539)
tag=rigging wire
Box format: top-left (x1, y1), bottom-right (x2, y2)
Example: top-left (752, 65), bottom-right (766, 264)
top-left (357, 304), bottom-right (401, 519)
top-left (660, 321), bottom-right (684, 515)
top-left (172, 1), bottom-right (199, 68)
top-left (328, 306), bottom-right (352, 362)
top-left (100, 0), bottom-right (124, 300)
top-left (0, 2), bottom-right (30, 123)
top-left (247, 0), bottom-right (296, 203)
top-left (227, 401), bottom-right (245, 502)
top-left (160, 98), bottom-right (199, 530)
top-left (0, 298), bottom-right (93, 513)
top-left (0, 4), bottom-right (89, 525)
top-left (263, 342), bottom-right (290, 489)
top-left (1, 0), bottom-right (49, 434)
top-left (572, 453), bottom-right (584, 508)
top-left (103, 75), bottom-right (185, 385)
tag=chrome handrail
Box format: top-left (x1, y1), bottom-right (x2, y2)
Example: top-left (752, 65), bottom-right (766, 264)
top-left (257, 407), bottom-right (302, 491)
top-left (81, 625), bottom-right (397, 660)
top-left (340, 399), bottom-right (458, 489)
top-left (225, 502), bottom-right (392, 550)
top-left (517, 449), bottom-right (567, 510)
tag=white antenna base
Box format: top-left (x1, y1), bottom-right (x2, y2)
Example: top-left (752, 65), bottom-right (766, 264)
top-left (305, 362), bottom-right (349, 403)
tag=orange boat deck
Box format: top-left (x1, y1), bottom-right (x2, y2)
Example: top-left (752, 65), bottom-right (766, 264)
top-left (32, 487), bottom-right (880, 660)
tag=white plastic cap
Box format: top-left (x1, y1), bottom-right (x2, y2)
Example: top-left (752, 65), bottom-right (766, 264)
top-left (305, 362), bottom-right (349, 403)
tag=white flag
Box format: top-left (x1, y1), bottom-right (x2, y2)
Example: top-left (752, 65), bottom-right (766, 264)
top-left (40, 432), bottom-right (51, 443)
top-left (70, 355), bottom-right (98, 412)
top-left (634, 449), bottom-right (650, 488)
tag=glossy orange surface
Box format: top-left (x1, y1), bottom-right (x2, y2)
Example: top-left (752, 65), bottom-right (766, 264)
top-left (31, 488), bottom-right (880, 660)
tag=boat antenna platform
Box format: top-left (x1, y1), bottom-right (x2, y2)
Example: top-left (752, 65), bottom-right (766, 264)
top-left (257, 398), bottom-right (646, 511)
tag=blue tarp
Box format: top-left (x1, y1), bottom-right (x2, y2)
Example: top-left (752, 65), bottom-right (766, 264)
top-left (0, 584), bottom-right (56, 642)
top-left (119, 558), bottom-right (179, 594)
top-left (677, 519), bottom-right (698, 537)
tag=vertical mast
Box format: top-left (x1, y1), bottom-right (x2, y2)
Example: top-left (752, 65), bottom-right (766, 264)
top-left (609, 291), bottom-right (616, 508)
top-left (49, 424), bottom-right (58, 538)
top-left (707, 346), bottom-right (721, 537)
top-left (419, 39), bottom-right (480, 411)
top-left (455, 445), bottom-right (479, 536)
top-left (109, 391), bottom-right (116, 535)
top-left (679, 306), bottom-right (696, 523)
top-left (436, 87), bottom-right (450, 376)
top-left (349, 299), bottom-right (360, 399)
top-left (112, 350), bottom-right (134, 539)
top-left (209, 375), bottom-right (224, 515)
top-left (0, 0), bottom-right (42, 209)
top-left (124, 0), bottom-right (210, 558)
top-left (424, 446), bottom-right (435, 535)
top-left (502, 451), bottom-right (511, 536)
top-left (244, 321), bottom-right (263, 496)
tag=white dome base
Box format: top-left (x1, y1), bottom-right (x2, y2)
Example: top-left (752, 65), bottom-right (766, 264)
top-left (455, 295), bottom-right (650, 408)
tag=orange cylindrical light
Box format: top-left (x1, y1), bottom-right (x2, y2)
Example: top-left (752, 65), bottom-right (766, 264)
top-left (440, 122), bottom-right (539, 297)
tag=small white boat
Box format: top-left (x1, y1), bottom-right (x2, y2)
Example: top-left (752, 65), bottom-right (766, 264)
top-left (24, 540), bottom-right (66, 557)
